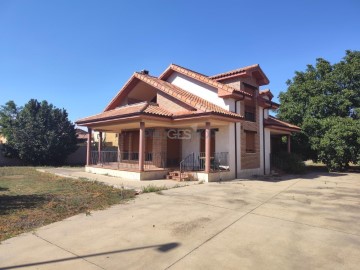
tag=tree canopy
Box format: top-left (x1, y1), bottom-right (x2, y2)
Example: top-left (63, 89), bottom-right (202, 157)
top-left (0, 99), bottom-right (77, 165)
top-left (278, 50), bottom-right (360, 170)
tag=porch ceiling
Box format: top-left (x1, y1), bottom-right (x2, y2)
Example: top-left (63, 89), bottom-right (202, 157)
top-left (269, 129), bottom-right (291, 135)
top-left (90, 118), bottom-right (231, 132)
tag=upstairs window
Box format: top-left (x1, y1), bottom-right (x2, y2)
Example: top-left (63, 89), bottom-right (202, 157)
top-left (243, 82), bottom-right (258, 95)
top-left (245, 106), bottom-right (256, 122)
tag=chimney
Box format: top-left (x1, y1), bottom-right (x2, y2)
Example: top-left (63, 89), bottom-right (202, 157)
top-left (140, 70), bottom-right (149, 75)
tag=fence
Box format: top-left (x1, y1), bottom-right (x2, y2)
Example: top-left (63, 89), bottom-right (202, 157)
top-left (90, 151), bottom-right (166, 170)
top-left (180, 152), bottom-right (229, 172)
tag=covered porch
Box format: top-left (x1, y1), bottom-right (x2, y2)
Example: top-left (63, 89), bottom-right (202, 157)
top-left (80, 110), bottom-right (235, 181)
top-left (264, 116), bottom-right (302, 172)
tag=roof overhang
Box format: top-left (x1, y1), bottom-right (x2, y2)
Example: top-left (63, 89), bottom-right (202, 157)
top-left (211, 64), bottom-right (270, 86)
top-left (76, 112), bottom-right (171, 127)
top-left (265, 125), bottom-right (300, 133)
top-left (104, 74), bottom-right (141, 111)
top-left (258, 97), bottom-right (280, 109)
top-left (76, 111), bottom-right (243, 132)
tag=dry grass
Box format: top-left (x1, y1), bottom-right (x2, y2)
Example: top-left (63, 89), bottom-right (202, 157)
top-left (0, 167), bottom-right (135, 242)
top-left (305, 160), bottom-right (360, 172)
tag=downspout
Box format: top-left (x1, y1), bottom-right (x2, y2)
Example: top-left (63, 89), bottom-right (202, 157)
top-left (263, 103), bottom-right (273, 175)
top-left (234, 100), bottom-right (238, 178)
top-left (263, 108), bottom-right (266, 175)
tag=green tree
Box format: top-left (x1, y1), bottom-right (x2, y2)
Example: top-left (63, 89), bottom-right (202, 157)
top-left (0, 101), bottom-right (20, 139)
top-left (278, 50), bottom-right (360, 170)
top-left (0, 99), bottom-right (77, 165)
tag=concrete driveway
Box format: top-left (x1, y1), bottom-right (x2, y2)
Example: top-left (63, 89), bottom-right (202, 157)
top-left (1, 172), bottom-right (360, 269)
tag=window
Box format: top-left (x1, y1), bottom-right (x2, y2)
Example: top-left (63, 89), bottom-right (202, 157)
top-left (243, 82), bottom-right (257, 95)
top-left (245, 106), bottom-right (256, 122)
top-left (245, 131), bottom-right (256, 153)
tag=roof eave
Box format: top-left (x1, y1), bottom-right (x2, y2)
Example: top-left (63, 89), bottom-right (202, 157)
top-left (264, 124), bottom-right (301, 133)
top-left (173, 112), bottom-right (243, 122)
top-left (76, 112), bottom-right (172, 127)
top-left (103, 74), bottom-right (140, 112)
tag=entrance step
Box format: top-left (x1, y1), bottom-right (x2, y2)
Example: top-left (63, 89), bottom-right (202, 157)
top-left (166, 171), bottom-right (191, 181)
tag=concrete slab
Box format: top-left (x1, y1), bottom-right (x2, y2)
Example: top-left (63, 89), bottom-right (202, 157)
top-left (0, 233), bottom-right (101, 269)
top-left (33, 192), bottom-right (250, 270)
top-left (170, 213), bottom-right (360, 270)
top-left (253, 174), bottom-right (360, 235)
top-left (1, 172), bottom-right (360, 270)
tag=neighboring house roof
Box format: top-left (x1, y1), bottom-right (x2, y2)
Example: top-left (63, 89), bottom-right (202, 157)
top-left (264, 116), bottom-right (301, 132)
top-left (209, 64), bottom-right (270, 86)
top-left (75, 128), bottom-right (88, 140)
top-left (158, 63), bottom-right (252, 99)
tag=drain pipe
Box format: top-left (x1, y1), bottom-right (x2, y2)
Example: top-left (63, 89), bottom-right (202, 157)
top-left (263, 108), bottom-right (266, 175)
top-left (234, 100), bottom-right (239, 178)
top-left (263, 104), bottom-right (274, 175)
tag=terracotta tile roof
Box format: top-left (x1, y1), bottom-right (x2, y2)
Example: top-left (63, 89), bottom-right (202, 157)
top-left (264, 116), bottom-right (301, 132)
top-left (75, 128), bottom-right (88, 140)
top-left (142, 104), bottom-right (173, 116)
top-left (135, 73), bottom-right (243, 119)
top-left (210, 64), bottom-right (270, 86)
top-left (159, 64), bottom-right (252, 98)
top-left (209, 64), bottom-right (259, 80)
top-left (76, 102), bottom-right (173, 124)
top-left (259, 89), bottom-right (274, 99)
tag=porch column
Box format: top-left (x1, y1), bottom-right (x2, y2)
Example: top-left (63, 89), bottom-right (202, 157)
top-left (139, 122), bottom-right (145, 172)
top-left (287, 134), bottom-right (291, 153)
top-left (205, 122), bottom-right (211, 173)
top-left (117, 133), bottom-right (121, 162)
top-left (86, 127), bottom-right (92, 166)
top-left (98, 131), bottom-right (102, 164)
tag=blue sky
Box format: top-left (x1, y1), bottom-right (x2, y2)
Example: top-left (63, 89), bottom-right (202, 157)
top-left (1, 0), bottom-right (359, 124)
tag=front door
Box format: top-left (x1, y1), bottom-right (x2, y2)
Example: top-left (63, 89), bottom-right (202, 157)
top-left (167, 131), bottom-right (182, 168)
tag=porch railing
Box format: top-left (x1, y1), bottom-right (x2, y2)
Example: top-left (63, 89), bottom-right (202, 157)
top-left (180, 152), bottom-right (229, 173)
top-left (90, 151), bottom-right (166, 170)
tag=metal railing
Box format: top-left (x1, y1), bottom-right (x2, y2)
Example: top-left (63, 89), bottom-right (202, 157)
top-left (90, 151), bottom-right (166, 170)
top-left (180, 152), bottom-right (229, 173)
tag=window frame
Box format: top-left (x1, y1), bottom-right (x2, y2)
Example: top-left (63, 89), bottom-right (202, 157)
top-left (244, 130), bottom-right (256, 153)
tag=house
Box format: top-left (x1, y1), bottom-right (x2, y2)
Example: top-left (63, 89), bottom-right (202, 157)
top-left (0, 135), bottom-right (6, 144)
top-left (92, 131), bottom-right (119, 147)
top-left (76, 64), bottom-right (300, 181)
top-left (75, 128), bottom-right (88, 145)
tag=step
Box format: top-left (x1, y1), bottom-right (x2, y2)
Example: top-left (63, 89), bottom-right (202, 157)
top-left (166, 174), bottom-right (190, 181)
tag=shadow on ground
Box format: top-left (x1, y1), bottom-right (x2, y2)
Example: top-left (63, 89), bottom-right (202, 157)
top-left (0, 194), bottom-right (48, 215)
top-left (0, 242), bottom-right (180, 270)
top-left (248, 170), bottom-right (354, 183)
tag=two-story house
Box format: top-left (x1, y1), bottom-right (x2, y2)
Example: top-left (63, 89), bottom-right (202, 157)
top-left (76, 64), bottom-right (300, 181)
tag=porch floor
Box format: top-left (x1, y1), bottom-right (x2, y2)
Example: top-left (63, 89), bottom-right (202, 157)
top-left (90, 162), bottom-right (168, 172)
